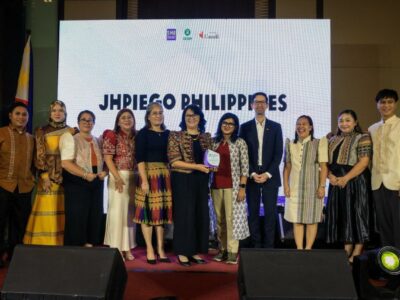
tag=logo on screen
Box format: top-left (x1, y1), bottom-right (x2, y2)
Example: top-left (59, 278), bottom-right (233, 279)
top-left (166, 29), bottom-right (176, 41)
top-left (183, 28), bottom-right (192, 40)
top-left (199, 31), bottom-right (219, 39)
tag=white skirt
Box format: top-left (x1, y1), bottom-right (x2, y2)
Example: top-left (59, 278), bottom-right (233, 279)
top-left (104, 171), bottom-right (137, 251)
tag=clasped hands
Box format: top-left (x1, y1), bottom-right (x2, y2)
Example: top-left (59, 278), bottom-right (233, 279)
top-left (328, 173), bottom-right (349, 188)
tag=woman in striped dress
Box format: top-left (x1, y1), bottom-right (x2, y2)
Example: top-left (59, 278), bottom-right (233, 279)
top-left (24, 100), bottom-right (75, 245)
top-left (283, 115), bottom-right (328, 250)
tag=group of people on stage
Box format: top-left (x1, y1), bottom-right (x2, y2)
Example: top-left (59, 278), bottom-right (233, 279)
top-left (0, 88), bottom-right (399, 268)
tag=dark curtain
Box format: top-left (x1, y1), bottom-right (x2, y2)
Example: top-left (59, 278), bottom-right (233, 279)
top-left (138, 0), bottom-right (255, 19)
top-left (0, 0), bottom-right (26, 126)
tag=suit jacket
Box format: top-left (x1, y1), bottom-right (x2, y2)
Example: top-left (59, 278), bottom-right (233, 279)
top-left (239, 118), bottom-right (283, 187)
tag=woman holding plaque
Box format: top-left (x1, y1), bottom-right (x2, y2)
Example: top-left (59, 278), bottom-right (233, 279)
top-left (167, 104), bottom-right (213, 266)
top-left (283, 115), bottom-right (328, 250)
top-left (103, 108), bottom-right (137, 261)
top-left (133, 102), bottom-right (172, 264)
top-left (326, 109), bottom-right (372, 263)
top-left (211, 113), bottom-right (249, 264)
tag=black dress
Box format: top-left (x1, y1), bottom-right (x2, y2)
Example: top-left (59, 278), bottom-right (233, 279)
top-left (326, 141), bottom-right (372, 244)
top-left (171, 135), bottom-right (210, 257)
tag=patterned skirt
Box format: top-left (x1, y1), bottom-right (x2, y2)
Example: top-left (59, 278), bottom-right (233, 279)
top-left (23, 179), bottom-right (65, 245)
top-left (133, 162), bottom-right (172, 225)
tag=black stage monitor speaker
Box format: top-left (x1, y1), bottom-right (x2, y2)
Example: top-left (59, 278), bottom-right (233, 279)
top-left (238, 249), bottom-right (358, 300)
top-left (1, 245), bottom-right (127, 300)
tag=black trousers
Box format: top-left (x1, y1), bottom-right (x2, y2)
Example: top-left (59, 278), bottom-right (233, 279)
top-left (246, 180), bottom-right (278, 248)
top-left (63, 171), bottom-right (104, 246)
top-left (0, 186), bottom-right (32, 256)
top-left (373, 184), bottom-right (400, 248)
top-left (171, 171), bottom-right (209, 256)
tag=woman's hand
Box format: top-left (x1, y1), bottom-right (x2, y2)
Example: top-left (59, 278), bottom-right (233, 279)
top-left (317, 186), bottom-right (325, 199)
top-left (336, 176), bottom-right (350, 188)
top-left (237, 188), bottom-right (246, 202)
top-left (328, 173), bottom-right (338, 186)
top-left (284, 184), bottom-right (290, 198)
top-left (41, 178), bottom-right (52, 193)
top-left (114, 176), bottom-right (125, 193)
top-left (97, 171), bottom-right (107, 181)
top-left (86, 173), bottom-right (97, 182)
top-left (196, 164), bottom-right (210, 174)
top-left (141, 180), bottom-right (150, 194)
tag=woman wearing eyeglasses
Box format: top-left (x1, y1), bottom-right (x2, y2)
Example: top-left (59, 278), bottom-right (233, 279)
top-left (103, 108), bottom-right (137, 261)
top-left (60, 110), bottom-right (107, 247)
top-left (167, 104), bottom-right (213, 266)
top-left (210, 113), bottom-right (249, 264)
top-left (133, 102), bottom-right (172, 264)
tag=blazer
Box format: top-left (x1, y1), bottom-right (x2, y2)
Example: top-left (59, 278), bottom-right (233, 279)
top-left (239, 118), bottom-right (283, 187)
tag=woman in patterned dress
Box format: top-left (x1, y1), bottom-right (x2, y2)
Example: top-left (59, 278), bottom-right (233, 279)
top-left (283, 115), bottom-right (328, 250)
top-left (103, 108), bottom-right (137, 260)
top-left (326, 109), bottom-right (373, 263)
top-left (133, 102), bottom-right (172, 264)
top-left (24, 100), bottom-right (75, 245)
top-left (210, 113), bottom-right (249, 264)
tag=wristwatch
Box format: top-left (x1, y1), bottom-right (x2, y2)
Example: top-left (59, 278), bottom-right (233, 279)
top-left (239, 183), bottom-right (246, 188)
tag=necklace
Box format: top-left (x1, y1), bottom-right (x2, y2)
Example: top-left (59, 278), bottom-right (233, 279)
top-left (189, 132), bottom-right (200, 141)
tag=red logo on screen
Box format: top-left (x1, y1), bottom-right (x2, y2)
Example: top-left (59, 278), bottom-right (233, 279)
top-left (199, 32), bottom-right (204, 38)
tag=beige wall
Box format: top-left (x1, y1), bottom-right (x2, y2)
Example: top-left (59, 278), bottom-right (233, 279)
top-left (277, 0), bottom-right (400, 130)
top-left (64, 0), bottom-right (116, 20)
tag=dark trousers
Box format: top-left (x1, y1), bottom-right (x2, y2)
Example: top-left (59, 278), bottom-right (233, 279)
top-left (373, 184), bottom-right (400, 248)
top-left (171, 171), bottom-right (209, 256)
top-left (63, 171), bottom-right (104, 246)
top-left (246, 180), bottom-right (278, 248)
top-left (0, 186), bottom-right (32, 257)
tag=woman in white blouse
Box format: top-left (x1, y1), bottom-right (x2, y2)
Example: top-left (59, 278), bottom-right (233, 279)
top-left (60, 110), bottom-right (107, 246)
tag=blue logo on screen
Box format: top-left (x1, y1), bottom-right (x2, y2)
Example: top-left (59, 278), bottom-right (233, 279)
top-left (167, 29), bottom-right (176, 41)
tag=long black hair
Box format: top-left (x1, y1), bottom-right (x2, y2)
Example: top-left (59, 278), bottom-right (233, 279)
top-left (336, 109), bottom-right (363, 135)
top-left (294, 115), bottom-right (314, 143)
top-left (179, 104), bottom-right (206, 133)
top-left (214, 112), bottom-right (240, 143)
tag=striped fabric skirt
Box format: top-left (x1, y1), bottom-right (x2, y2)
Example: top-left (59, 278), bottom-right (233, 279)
top-left (23, 180), bottom-right (65, 245)
top-left (133, 162), bottom-right (172, 225)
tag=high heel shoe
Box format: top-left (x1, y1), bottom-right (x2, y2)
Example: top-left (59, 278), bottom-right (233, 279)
top-left (124, 251), bottom-right (135, 261)
top-left (147, 258), bottom-right (157, 265)
top-left (158, 255), bottom-right (171, 263)
top-left (189, 256), bottom-right (206, 264)
top-left (177, 256), bottom-right (191, 267)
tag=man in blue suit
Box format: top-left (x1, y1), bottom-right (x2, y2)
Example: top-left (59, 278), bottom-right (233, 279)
top-left (239, 92), bottom-right (283, 248)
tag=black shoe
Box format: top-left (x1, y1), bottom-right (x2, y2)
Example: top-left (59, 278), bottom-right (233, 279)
top-left (189, 256), bottom-right (206, 264)
top-left (177, 256), bottom-right (191, 267)
top-left (147, 258), bottom-right (157, 265)
top-left (158, 256), bottom-right (171, 263)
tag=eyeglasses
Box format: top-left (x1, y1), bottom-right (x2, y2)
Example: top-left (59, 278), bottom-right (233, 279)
top-left (253, 101), bottom-right (267, 105)
top-left (222, 121), bottom-right (235, 127)
top-left (120, 116), bottom-right (133, 121)
top-left (151, 111), bottom-right (163, 116)
top-left (185, 114), bottom-right (199, 119)
top-left (79, 118), bottom-right (94, 124)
